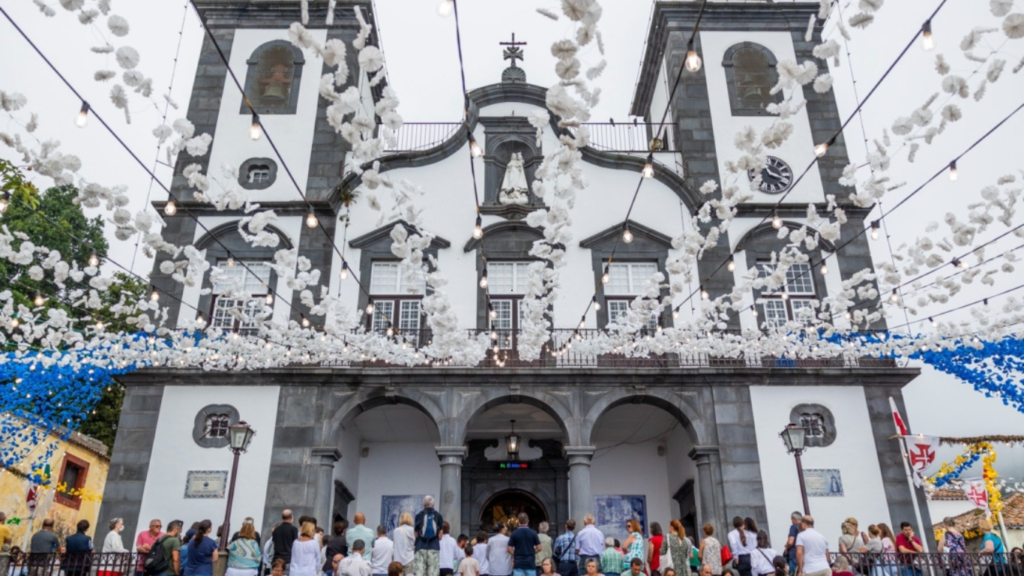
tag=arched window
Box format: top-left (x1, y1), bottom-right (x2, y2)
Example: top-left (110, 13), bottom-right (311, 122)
top-left (238, 157), bottom-right (278, 190)
top-left (722, 43), bottom-right (781, 116)
top-left (242, 41), bottom-right (305, 115)
top-left (204, 413), bottom-right (231, 438)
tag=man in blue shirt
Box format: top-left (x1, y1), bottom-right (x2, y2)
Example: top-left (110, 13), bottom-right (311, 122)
top-left (64, 520), bottom-right (94, 576)
top-left (507, 514), bottom-right (541, 576)
top-left (552, 520), bottom-right (578, 576)
top-left (782, 511), bottom-right (802, 576)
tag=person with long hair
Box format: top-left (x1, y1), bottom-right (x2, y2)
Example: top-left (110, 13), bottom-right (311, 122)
top-left (771, 557), bottom-right (787, 576)
top-left (539, 558), bottom-right (560, 576)
top-left (697, 525), bottom-right (721, 576)
top-left (660, 521), bottom-right (691, 573)
top-left (290, 522), bottom-right (322, 576)
top-left (936, 518), bottom-right (970, 576)
top-left (876, 523), bottom-right (897, 575)
top-left (183, 520), bottom-right (219, 576)
top-left (393, 514), bottom-right (415, 575)
top-left (728, 518), bottom-right (757, 576)
top-left (648, 523), bottom-right (664, 576)
top-left (749, 531), bottom-right (777, 576)
top-left (227, 521), bottom-right (261, 576)
top-left (622, 520), bottom-right (645, 573)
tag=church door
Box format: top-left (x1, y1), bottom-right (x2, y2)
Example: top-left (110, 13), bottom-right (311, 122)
top-left (480, 489), bottom-right (549, 532)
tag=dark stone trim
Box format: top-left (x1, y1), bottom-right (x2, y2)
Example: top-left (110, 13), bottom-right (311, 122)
top-left (192, 404), bottom-right (241, 448)
top-left (349, 220), bottom-right (451, 250)
top-left (581, 220), bottom-right (674, 328)
top-left (193, 223), bottom-right (287, 321)
top-left (238, 157), bottom-right (278, 190)
top-left (734, 221), bottom-right (837, 254)
top-left (97, 385), bottom-right (165, 546)
top-left (788, 402), bottom-right (837, 448)
top-left (739, 222), bottom-right (830, 322)
top-left (195, 221), bottom-right (295, 251)
top-left (152, 200), bottom-right (331, 216)
top-left (306, 27), bottom-right (361, 202)
top-left (239, 40), bottom-right (305, 115)
top-left (194, 0), bottom-right (374, 31)
top-left (479, 116), bottom-right (545, 208)
top-left (721, 42), bottom-right (783, 117)
top-left (463, 220), bottom-right (542, 253)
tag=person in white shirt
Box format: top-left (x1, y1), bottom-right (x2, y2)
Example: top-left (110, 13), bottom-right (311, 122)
top-left (487, 525), bottom-right (512, 576)
top-left (440, 523), bottom-right (465, 576)
top-left (574, 515), bottom-right (604, 575)
top-left (371, 526), bottom-right (395, 576)
top-left (338, 542), bottom-right (373, 576)
top-left (795, 516), bottom-right (830, 576)
top-left (473, 532), bottom-right (491, 576)
top-left (748, 531), bottom-right (779, 576)
top-left (727, 517), bottom-right (759, 576)
top-left (393, 513), bottom-right (417, 574)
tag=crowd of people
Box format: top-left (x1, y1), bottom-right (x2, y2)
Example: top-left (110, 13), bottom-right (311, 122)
top-left (4, 501), bottom-right (1024, 576)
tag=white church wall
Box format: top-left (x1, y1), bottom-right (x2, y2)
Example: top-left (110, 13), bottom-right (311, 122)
top-left (665, 425), bottom-right (700, 521)
top-left (749, 386), bottom-right (891, 547)
top-left (350, 441), bottom-right (441, 528)
top-left (698, 31), bottom-right (825, 206)
top-left (136, 385), bottom-right (280, 533)
top-left (207, 28), bottom-right (325, 205)
top-left (176, 215), bottom-right (303, 328)
top-left (590, 440), bottom-right (674, 541)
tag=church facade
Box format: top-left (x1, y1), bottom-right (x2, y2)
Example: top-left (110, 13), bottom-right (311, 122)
top-left (100, 1), bottom-right (931, 547)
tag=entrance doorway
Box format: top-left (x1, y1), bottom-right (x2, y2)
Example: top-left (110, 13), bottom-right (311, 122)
top-left (480, 489), bottom-right (548, 531)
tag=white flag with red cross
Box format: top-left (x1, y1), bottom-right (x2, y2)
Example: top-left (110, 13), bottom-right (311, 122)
top-left (905, 435), bottom-right (940, 473)
top-left (963, 478), bottom-right (989, 509)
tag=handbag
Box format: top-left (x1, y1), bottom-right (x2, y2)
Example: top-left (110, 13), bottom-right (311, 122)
top-left (721, 545), bottom-right (733, 565)
top-left (660, 537), bottom-right (675, 571)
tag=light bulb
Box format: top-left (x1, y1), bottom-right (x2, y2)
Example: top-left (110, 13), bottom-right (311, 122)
top-left (751, 308), bottom-right (758, 318)
top-left (302, 316), bottom-right (310, 328)
top-left (11, 318), bottom-right (19, 328)
top-left (642, 154), bottom-right (654, 179)
top-left (820, 262), bottom-right (828, 275)
top-left (622, 224), bottom-right (634, 244)
top-left (948, 161), bottom-right (958, 182)
top-left (592, 297), bottom-right (601, 311)
top-left (921, 20), bottom-right (934, 51)
top-left (386, 326), bottom-right (394, 337)
top-left (340, 262), bottom-right (349, 280)
top-left (150, 289), bottom-right (160, 302)
top-left (489, 305), bottom-right (497, 320)
top-left (437, 0), bottom-right (453, 17)
top-left (306, 210), bottom-right (318, 228)
top-left (472, 215), bottom-right (483, 240)
top-left (890, 289), bottom-right (900, 303)
top-left (95, 320), bottom-right (104, 331)
top-left (983, 298), bottom-right (990, 313)
top-left (469, 136), bottom-right (483, 158)
top-left (727, 258), bottom-right (736, 272)
top-left (366, 303), bottom-right (374, 315)
top-left (578, 320), bottom-right (585, 330)
top-left (75, 102), bottom-right (90, 128)
top-left (870, 220), bottom-right (880, 240)
top-left (929, 317), bottom-right (936, 327)
top-left (479, 274), bottom-right (489, 289)
top-left (844, 311), bottom-right (852, 320)
top-left (491, 330), bottom-right (498, 341)
top-left (814, 142), bottom-right (829, 157)
top-left (266, 293), bottom-right (274, 305)
top-left (771, 211), bottom-right (783, 229)
top-left (34, 294), bottom-right (44, 306)
top-left (164, 199), bottom-right (177, 216)
top-left (88, 253), bottom-right (99, 267)
top-left (249, 113), bottom-right (262, 141)
top-left (685, 48), bottom-right (702, 73)
top-left (700, 286), bottom-right (709, 300)
top-left (672, 310), bottom-right (679, 319)
top-left (0, 193), bottom-right (9, 213)
top-left (196, 313), bottom-right (205, 325)
top-left (227, 258), bottom-right (235, 267)
top-left (601, 267), bottom-right (611, 285)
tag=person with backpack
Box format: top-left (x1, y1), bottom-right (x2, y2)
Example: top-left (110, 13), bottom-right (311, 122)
top-left (552, 520), bottom-right (578, 576)
top-left (414, 495), bottom-right (444, 576)
top-left (143, 520), bottom-right (183, 576)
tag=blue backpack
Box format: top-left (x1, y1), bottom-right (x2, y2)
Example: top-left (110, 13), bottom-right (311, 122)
top-left (421, 512), bottom-right (438, 540)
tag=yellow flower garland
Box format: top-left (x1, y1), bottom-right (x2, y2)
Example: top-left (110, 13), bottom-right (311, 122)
top-left (983, 448), bottom-right (1003, 521)
top-left (926, 441), bottom-right (1004, 523)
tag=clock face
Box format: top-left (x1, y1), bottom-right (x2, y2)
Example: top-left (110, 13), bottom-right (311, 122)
top-left (748, 155), bottom-right (794, 195)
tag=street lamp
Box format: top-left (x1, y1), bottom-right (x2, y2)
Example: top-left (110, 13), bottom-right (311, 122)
top-left (780, 423), bottom-right (810, 515)
top-left (219, 421), bottom-right (256, 551)
top-left (505, 420), bottom-right (520, 459)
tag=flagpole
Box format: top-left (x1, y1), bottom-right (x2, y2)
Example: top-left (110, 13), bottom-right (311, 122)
top-left (889, 397), bottom-right (931, 552)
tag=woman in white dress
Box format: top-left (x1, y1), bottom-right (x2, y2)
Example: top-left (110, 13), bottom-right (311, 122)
top-left (288, 522), bottom-right (322, 576)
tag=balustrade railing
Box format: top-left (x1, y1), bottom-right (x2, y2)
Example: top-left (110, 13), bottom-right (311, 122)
top-left (830, 551), bottom-right (1024, 576)
top-left (2, 552), bottom-right (141, 576)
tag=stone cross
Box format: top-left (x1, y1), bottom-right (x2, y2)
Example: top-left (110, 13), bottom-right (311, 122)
top-left (501, 32), bottom-right (526, 68)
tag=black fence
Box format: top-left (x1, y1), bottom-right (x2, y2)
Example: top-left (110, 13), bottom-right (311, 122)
top-left (2, 552), bottom-right (142, 576)
top-left (830, 551), bottom-right (1024, 576)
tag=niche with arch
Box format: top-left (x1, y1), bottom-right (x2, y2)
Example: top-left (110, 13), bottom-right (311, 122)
top-left (722, 42), bottom-right (782, 117)
top-left (241, 40), bottom-right (305, 115)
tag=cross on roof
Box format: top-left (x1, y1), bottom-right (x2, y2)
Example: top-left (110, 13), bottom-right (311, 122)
top-left (500, 32), bottom-right (526, 68)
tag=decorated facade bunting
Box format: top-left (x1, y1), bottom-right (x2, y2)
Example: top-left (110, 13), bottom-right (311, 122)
top-left (963, 478), bottom-right (990, 509)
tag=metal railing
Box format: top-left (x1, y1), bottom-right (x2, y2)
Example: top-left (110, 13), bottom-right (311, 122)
top-left (829, 551), bottom-right (1024, 576)
top-left (321, 328), bottom-right (896, 369)
top-left (2, 552), bottom-right (142, 576)
top-left (375, 121), bottom-right (671, 154)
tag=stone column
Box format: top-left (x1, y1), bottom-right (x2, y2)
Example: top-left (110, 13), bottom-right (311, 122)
top-left (436, 446), bottom-right (467, 534)
top-left (689, 446), bottom-right (722, 535)
top-left (312, 448), bottom-right (342, 526)
top-left (564, 446), bottom-right (596, 523)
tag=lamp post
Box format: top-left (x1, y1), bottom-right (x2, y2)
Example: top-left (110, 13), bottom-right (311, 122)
top-left (219, 421), bottom-right (255, 552)
top-left (780, 423), bottom-right (810, 515)
top-left (505, 420), bottom-right (520, 459)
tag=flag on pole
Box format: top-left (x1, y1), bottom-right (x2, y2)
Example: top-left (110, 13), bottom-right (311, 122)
top-left (963, 478), bottom-right (989, 509)
top-left (905, 435), bottom-right (940, 473)
top-left (891, 400), bottom-right (909, 435)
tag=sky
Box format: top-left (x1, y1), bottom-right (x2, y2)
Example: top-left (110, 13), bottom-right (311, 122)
top-left (1, 1), bottom-right (1024, 469)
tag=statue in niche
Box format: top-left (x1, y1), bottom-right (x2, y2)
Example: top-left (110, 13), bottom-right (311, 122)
top-left (498, 152), bottom-right (530, 205)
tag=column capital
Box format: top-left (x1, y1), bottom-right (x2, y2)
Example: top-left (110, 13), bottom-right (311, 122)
top-left (312, 447), bottom-right (342, 464)
top-left (435, 445), bottom-right (467, 465)
top-left (563, 445), bottom-right (597, 464)
top-left (688, 445), bottom-right (720, 463)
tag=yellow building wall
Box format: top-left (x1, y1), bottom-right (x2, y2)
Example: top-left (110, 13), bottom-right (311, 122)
top-left (0, 429), bottom-right (110, 548)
